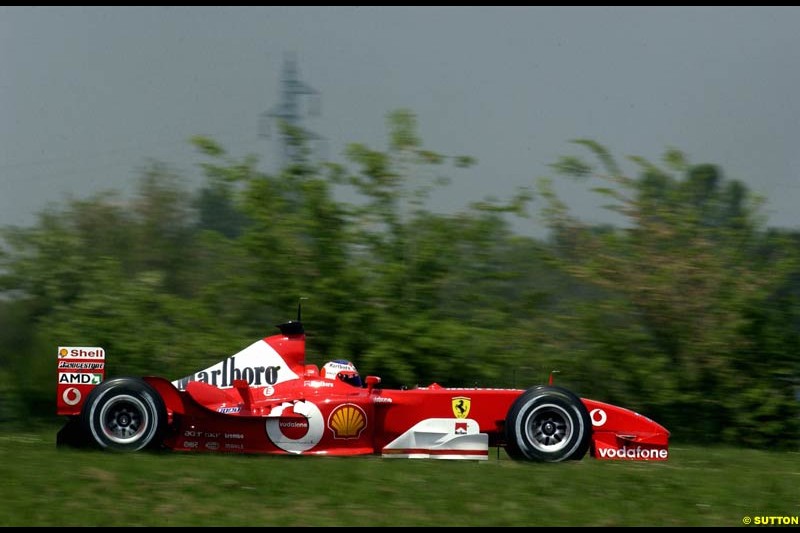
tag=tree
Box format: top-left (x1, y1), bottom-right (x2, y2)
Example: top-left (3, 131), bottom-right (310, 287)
top-left (538, 140), bottom-right (800, 446)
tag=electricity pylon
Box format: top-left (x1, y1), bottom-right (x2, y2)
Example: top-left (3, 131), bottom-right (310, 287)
top-left (259, 52), bottom-right (322, 171)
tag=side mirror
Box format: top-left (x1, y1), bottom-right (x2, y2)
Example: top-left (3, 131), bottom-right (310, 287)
top-left (365, 375), bottom-right (381, 390)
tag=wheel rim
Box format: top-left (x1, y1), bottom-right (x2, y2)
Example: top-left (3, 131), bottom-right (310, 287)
top-left (98, 394), bottom-right (150, 445)
top-left (523, 403), bottom-right (573, 454)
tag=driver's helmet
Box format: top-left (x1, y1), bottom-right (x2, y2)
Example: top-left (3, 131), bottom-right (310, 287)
top-left (321, 359), bottom-right (363, 387)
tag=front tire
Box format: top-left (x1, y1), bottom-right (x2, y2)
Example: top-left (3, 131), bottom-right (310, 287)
top-left (81, 377), bottom-right (166, 452)
top-left (505, 385), bottom-right (591, 462)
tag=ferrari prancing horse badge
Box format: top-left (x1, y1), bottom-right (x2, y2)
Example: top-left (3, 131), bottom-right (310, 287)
top-left (451, 396), bottom-right (471, 419)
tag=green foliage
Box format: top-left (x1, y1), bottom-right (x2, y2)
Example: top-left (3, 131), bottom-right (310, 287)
top-left (550, 155), bottom-right (592, 178)
top-left (0, 111), bottom-right (797, 449)
top-left (190, 135), bottom-right (226, 157)
top-left (539, 141), bottom-right (800, 447)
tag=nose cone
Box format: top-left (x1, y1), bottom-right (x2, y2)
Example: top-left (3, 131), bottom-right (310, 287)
top-left (583, 398), bottom-right (670, 460)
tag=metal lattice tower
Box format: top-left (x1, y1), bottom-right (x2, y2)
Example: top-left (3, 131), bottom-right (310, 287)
top-left (259, 52), bottom-right (321, 171)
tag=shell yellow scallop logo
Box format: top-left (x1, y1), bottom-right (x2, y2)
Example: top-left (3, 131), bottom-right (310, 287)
top-left (327, 404), bottom-right (367, 439)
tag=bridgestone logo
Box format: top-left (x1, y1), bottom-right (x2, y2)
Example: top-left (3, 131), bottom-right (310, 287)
top-left (58, 361), bottom-right (104, 370)
top-left (597, 446), bottom-right (668, 460)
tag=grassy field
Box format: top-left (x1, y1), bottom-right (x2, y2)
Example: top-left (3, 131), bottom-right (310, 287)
top-left (0, 425), bottom-right (797, 526)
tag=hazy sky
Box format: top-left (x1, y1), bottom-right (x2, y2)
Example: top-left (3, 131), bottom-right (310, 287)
top-left (3, 6), bottom-right (800, 237)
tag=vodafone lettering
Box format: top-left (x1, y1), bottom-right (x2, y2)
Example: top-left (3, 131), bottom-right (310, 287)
top-left (280, 421), bottom-right (307, 428)
top-left (596, 446), bottom-right (668, 460)
top-left (265, 401), bottom-right (324, 453)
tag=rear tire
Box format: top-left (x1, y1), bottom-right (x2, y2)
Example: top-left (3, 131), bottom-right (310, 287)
top-left (505, 385), bottom-right (591, 462)
top-left (81, 377), bottom-right (166, 452)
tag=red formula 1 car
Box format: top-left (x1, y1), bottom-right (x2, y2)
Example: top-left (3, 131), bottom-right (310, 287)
top-left (56, 312), bottom-right (669, 462)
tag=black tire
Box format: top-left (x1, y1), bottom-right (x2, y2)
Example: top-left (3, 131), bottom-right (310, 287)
top-left (504, 385), bottom-right (591, 462)
top-left (80, 377), bottom-right (166, 452)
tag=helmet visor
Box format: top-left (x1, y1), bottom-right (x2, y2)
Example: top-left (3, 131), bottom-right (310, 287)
top-left (338, 371), bottom-right (362, 387)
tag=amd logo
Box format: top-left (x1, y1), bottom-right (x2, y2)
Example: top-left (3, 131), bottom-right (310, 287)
top-left (58, 373), bottom-right (102, 385)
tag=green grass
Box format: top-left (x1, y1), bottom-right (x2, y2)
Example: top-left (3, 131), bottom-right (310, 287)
top-left (0, 425), bottom-right (798, 526)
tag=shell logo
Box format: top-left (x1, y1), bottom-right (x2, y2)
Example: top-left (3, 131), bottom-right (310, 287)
top-left (327, 404), bottom-right (367, 439)
top-left (59, 348), bottom-right (68, 357)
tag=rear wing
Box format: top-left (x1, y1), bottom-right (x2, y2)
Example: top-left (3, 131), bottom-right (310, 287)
top-left (56, 346), bottom-right (106, 416)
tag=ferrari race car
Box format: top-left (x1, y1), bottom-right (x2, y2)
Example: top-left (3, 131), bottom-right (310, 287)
top-left (56, 312), bottom-right (669, 462)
